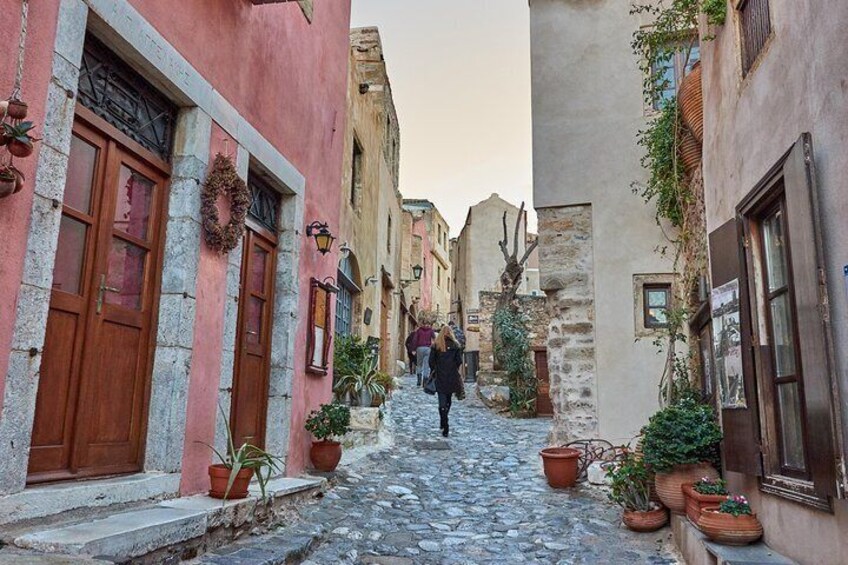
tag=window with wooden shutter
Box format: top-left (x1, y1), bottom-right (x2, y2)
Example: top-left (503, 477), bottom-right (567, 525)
top-left (736, 0), bottom-right (772, 76)
top-left (737, 134), bottom-right (841, 509)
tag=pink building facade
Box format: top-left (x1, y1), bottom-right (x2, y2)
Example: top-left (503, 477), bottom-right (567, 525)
top-left (0, 0), bottom-right (350, 524)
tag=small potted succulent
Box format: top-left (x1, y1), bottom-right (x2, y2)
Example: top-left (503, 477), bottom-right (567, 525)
top-left (683, 476), bottom-right (729, 526)
top-left (201, 405), bottom-right (283, 500)
top-left (698, 495), bottom-right (764, 546)
top-left (641, 397), bottom-right (723, 514)
top-left (2, 98), bottom-right (28, 120)
top-left (305, 403), bottom-right (351, 472)
top-left (3, 121), bottom-right (38, 158)
top-left (608, 453), bottom-right (668, 532)
top-left (0, 166), bottom-right (17, 198)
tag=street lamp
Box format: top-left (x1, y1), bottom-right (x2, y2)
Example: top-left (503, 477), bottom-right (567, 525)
top-left (306, 221), bottom-right (336, 255)
top-left (412, 264), bottom-right (424, 281)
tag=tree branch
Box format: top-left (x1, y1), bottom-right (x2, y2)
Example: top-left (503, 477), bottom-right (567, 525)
top-left (512, 202), bottom-right (525, 259)
top-left (518, 238), bottom-right (539, 267)
top-left (499, 210), bottom-right (510, 262)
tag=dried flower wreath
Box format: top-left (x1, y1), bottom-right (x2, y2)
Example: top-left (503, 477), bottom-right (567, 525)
top-left (201, 153), bottom-right (251, 253)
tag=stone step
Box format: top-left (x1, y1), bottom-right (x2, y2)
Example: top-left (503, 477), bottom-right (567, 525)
top-left (12, 476), bottom-right (325, 561)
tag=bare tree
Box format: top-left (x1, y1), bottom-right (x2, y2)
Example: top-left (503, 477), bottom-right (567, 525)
top-left (497, 201), bottom-right (538, 312)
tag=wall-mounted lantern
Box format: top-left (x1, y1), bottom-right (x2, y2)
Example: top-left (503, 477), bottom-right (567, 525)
top-left (306, 221), bottom-right (335, 255)
top-left (412, 264), bottom-right (424, 281)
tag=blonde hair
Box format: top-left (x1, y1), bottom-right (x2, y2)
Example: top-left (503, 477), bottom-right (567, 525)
top-left (434, 325), bottom-right (457, 352)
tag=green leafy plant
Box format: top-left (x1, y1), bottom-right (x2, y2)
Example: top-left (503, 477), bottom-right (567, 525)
top-left (373, 371), bottom-right (394, 394)
top-left (641, 397), bottom-right (722, 473)
top-left (718, 494), bottom-right (753, 516)
top-left (333, 334), bottom-right (373, 384)
top-left (693, 476), bottom-right (728, 496)
top-left (305, 403), bottom-right (351, 442)
top-left (201, 405), bottom-right (282, 500)
top-left (333, 356), bottom-right (386, 405)
top-left (493, 308), bottom-right (537, 416)
top-left (2, 120), bottom-right (37, 148)
top-left (607, 453), bottom-right (656, 512)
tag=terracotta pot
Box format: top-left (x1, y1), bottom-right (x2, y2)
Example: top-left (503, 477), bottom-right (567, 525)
top-left (13, 169), bottom-right (24, 194)
top-left (310, 440), bottom-right (342, 472)
top-left (679, 128), bottom-right (702, 177)
top-left (0, 176), bottom-right (16, 198)
top-left (6, 99), bottom-right (28, 120)
top-left (540, 447), bottom-right (580, 488)
top-left (8, 140), bottom-right (33, 158)
top-left (698, 507), bottom-right (763, 546)
top-left (683, 483), bottom-right (728, 527)
top-left (208, 464), bottom-right (253, 499)
top-left (678, 61), bottom-right (703, 143)
top-left (623, 507), bottom-right (669, 532)
top-left (655, 463), bottom-right (718, 514)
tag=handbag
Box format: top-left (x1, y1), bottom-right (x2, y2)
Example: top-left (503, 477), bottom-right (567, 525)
top-left (423, 371), bottom-right (437, 395)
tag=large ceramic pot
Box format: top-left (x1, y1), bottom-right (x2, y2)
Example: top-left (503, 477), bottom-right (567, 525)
top-left (683, 483), bottom-right (728, 527)
top-left (622, 507), bottom-right (669, 533)
top-left (655, 463), bottom-right (718, 514)
top-left (358, 389), bottom-right (373, 408)
top-left (698, 507), bottom-right (763, 546)
top-left (540, 447), bottom-right (580, 488)
top-left (678, 61), bottom-right (703, 143)
top-left (679, 128), bottom-right (702, 177)
top-left (208, 464), bottom-right (253, 499)
top-left (310, 440), bottom-right (343, 472)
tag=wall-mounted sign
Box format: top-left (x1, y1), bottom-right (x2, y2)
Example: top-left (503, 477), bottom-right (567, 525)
top-left (467, 314), bottom-right (480, 325)
top-left (711, 279), bottom-right (746, 409)
top-left (363, 307), bottom-right (373, 326)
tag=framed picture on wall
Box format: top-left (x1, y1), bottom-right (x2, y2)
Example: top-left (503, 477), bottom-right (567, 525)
top-left (307, 278), bottom-right (335, 375)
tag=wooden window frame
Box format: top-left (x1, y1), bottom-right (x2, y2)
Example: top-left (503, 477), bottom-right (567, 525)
top-left (306, 278), bottom-right (336, 375)
top-left (737, 134), bottom-right (841, 511)
top-left (643, 283), bottom-right (672, 329)
top-left (735, 0), bottom-right (772, 77)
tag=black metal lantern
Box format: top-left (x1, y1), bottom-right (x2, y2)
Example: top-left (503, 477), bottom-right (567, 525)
top-left (412, 264), bottom-right (424, 281)
top-left (306, 221), bottom-right (335, 255)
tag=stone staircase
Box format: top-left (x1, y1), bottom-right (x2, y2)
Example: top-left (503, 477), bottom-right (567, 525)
top-left (3, 477), bottom-right (325, 563)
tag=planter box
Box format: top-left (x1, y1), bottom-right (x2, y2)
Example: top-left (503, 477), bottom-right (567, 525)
top-left (682, 483), bottom-right (728, 527)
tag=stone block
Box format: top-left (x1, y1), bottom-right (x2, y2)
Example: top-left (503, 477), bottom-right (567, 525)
top-left (32, 144), bottom-right (70, 202)
top-left (11, 284), bottom-right (51, 352)
top-left (0, 350), bottom-right (41, 495)
top-left (155, 293), bottom-right (196, 349)
top-left (264, 395), bottom-right (291, 461)
top-left (172, 108), bottom-right (212, 163)
top-left (349, 407), bottom-right (382, 431)
top-left (159, 218), bottom-right (201, 295)
top-left (54, 0), bottom-right (87, 68)
top-left (51, 52), bottom-right (81, 95)
top-left (145, 347), bottom-right (192, 472)
top-left (21, 194), bottom-right (63, 290)
top-left (165, 177), bottom-right (202, 222)
top-left (41, 82), bottom-right (76, 155)
top-left (477, 385), bottom-right (510, 412)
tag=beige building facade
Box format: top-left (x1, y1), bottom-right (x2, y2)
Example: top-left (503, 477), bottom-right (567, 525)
top-left (529, 0), bottom-right (676, 445)
top-left (401, 200), bottom-right (452, 323)
top-left (336, 28), bottom-right (405, 374)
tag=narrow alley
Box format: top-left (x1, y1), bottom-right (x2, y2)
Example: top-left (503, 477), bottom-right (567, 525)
top-left (198, 378), bottom-right (681, 565)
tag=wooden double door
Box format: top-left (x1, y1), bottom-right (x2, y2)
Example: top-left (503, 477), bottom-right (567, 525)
top-left (29, 111), bottom-right (169, 482)
top-left (230, 223), bottom-right (278, 449)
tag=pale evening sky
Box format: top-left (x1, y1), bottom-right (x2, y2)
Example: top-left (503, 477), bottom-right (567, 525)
top-left (350, 0), bottom-right (536, 235)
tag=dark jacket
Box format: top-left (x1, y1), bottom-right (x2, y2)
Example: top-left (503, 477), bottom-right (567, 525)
top-left (410, 326), bottom-right (435, 349)
top-left (429, 341), bottom-right (464, 395)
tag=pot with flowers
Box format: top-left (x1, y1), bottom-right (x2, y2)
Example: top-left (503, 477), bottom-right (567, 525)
top-left (683, 477), bottom-right (728, 527)
top-left (607, 452), bottom-right (668, 532)
top-left (641, 397), bottom-right (723, 514)
top-left (305, 403), bottom-right (351, 472)
top-left (698, 495), bottom-right (763, 546)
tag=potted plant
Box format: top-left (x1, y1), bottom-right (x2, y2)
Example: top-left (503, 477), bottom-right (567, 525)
top-left (305, 403), bottom-right (351, 472)
top-left (2, 98), bottom-right (28, 120)
top-left (641, 397), bottom-right (722, 514)
top-left (201, 407), bottom-right (282, 500)
top-left (0, 166), bottom-right (17, 198)
top-left (698, 495), bottom-right (763, 546)
top-left (372, 371), bottom-right (394, 406)
top-left (683, 476), bottom-right (729, 526)
top-left (608, 453), bottom-right (668, 532)
top-left (3, 121), bottom-right (37, 158)
top-left (334, 357), bottom-right (386, 407)
top-left (539, 446), bottom-right (581, 488)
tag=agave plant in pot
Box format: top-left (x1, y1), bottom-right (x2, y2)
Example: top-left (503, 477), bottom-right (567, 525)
top-left (608, 452), bottom-right (668, 532)
top-left (334, 356), bottom-right (386, 407)
top-left (683, 476), bottom-right (729, 527)
top-left (305, 403), bottom-right (351, 472)
top-left (641, 397), bottom-right (723, 514)
top-left (3, 121), bottom-right (38, 158)
top-left (698, 495), bottom-right (763, 546)
top-left (202, 406), bottom-right (282, 500)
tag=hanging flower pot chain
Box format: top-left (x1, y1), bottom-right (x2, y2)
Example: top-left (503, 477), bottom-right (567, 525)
top-left (201, 153), bottom-right (251, 254)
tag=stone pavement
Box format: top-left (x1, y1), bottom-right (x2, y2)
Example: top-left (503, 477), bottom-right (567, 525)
top-left (197, 376), bottom-right (682, 564)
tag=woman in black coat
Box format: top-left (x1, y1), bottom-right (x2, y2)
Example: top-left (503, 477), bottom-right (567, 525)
top-left (429, 325), bottom-right (464, 437)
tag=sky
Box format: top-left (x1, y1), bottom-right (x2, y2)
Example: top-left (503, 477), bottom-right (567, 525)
top-left (350, 0), bottom-right (536, 235)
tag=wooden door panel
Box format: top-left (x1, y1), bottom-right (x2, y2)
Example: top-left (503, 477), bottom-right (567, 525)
top-left (535, 350), bottom-right (554, 417)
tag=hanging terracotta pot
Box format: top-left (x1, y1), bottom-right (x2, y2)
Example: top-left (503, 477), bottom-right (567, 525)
top-left (0, 168), bottom-right (17, 198)
top-left (679, 128), bottom-right (702, 177)
top-left (655, 462), bottom-right (718, 514)
top-left (678, 62), bottom-right (703, 143)
top-left (5, 99), bottom-right (28, 120)
top-left (8, 139), bottom-right (33, 158)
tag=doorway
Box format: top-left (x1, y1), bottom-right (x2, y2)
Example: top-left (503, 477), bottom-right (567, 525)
top-left (534, 348), bottom-right (554, 417)
top-left (29, 113), bottom-right (170, 482)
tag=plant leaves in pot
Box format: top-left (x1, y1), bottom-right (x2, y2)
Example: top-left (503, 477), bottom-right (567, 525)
top-left (0, 166), bottom-right (17, 198)
top-left (641, 397), bottom-right (722, 513)
top-left (305, 403), bottom-right (351, 472)
top-left (3, 121), bottom-right (38, 158)
top-left (697, 495), bottom-right (763, 546)
top-left (607, 452), bottom-right (669, 532)
top-left (684, 476), bottom-right (729, 527)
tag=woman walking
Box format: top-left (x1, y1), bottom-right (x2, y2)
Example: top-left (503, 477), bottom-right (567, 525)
top-left (411, 323), bottom-right (436, 386)
top-left (429, 325), bottom-right (463, 437)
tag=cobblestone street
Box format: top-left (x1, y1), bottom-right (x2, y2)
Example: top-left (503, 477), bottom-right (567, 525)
top-left (200, 376), bottom-right (682, 564)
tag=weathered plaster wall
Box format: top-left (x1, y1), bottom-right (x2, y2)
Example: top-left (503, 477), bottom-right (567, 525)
top-left (530, 0), bottom-right (672, 444)
top-left (700, 1), bottom-right (848, 560)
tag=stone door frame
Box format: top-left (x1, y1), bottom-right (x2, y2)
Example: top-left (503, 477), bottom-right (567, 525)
top-left (0, 0), bottom-right (305, 495)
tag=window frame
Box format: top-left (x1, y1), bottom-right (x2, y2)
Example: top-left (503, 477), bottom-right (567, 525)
top-left (650, 40), bottom-right (700, 111)
top-left (735, 0), bottom-right (772, 77)
top-left (306, 278), bottom-right (335, 376)
top-left (642, 283), bottom-right (672, 329)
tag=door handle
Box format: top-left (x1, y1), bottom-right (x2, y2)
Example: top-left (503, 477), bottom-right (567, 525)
top-left (96, 274), bottom-right (122, 314)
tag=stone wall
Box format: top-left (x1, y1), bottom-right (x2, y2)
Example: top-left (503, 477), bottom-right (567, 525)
top-left (537, 206), bottom-right (599, 444)
top-left (477, 291), bottom-right (549, 373)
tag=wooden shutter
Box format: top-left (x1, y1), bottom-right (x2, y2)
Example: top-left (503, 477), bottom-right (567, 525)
top-left (709, 219), bottom-right (763, 476)
top-left (782, 133), bottom-right (839, 497)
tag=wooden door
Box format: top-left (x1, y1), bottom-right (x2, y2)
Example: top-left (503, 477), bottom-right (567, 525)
top-left (534, 349), bottom-right (554, 417)
top-left (230, 225), bottom-right (277, 449)
top-left (29, 112), bottom-right (169, 482)
top-left (380, 285), bottom-right (391, 373)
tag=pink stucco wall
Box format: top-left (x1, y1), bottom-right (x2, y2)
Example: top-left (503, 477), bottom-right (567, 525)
top-left (127, 0), bottom-right (352, 477)
top-left (0, 1), bottom-right (60, 414)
